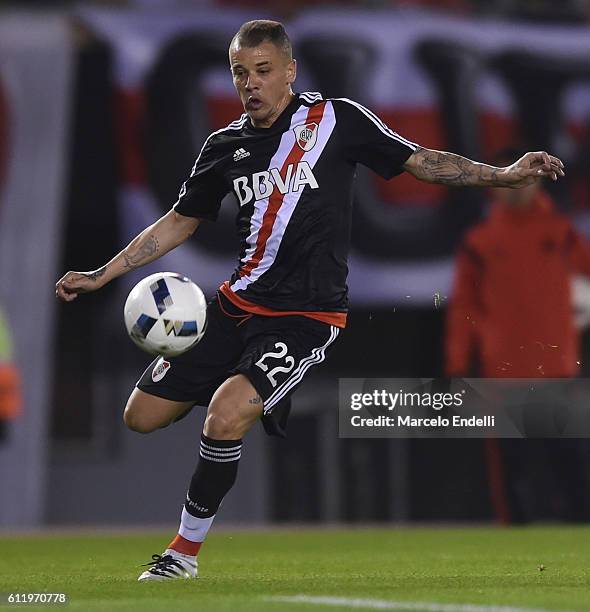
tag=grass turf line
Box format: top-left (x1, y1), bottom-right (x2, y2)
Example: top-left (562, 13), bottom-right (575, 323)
top-left (0, 526), bottom-right (588, 611)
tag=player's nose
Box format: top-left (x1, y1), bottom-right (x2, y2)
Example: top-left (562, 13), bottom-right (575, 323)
top-left (245, 74), bottom-right (260, 91)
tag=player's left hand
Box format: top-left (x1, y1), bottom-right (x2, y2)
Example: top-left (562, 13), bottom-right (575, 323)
top-left (503, 151), bottom-right (565, 188)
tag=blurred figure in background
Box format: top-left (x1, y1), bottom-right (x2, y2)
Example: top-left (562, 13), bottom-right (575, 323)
top-left (446, 147), bottom-right (590, 379)
top-left (0, 306), bottom-right (21, 444)
top-left (445, 147), bottom-right (590, 522)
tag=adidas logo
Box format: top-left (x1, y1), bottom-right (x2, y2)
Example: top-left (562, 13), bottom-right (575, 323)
top-left (233, 148), bottom-right (250, 162)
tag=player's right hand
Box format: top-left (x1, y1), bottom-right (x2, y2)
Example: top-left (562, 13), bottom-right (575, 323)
top-left (55, 269), bottom-right (105, 302)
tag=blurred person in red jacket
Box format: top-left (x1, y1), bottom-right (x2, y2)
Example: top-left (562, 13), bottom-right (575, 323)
top-left (445, 147), bottom-right (590, 522)
top-left (446, 150), bottom-right (590, 379)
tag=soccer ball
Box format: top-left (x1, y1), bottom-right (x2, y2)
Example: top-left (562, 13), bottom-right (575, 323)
top-left (124, 272), bottom-right (207, 357)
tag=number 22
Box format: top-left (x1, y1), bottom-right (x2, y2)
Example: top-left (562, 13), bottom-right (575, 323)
top-left (255, 342), bottom-right (295, 387)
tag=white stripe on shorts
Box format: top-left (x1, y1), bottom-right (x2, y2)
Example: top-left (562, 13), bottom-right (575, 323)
top-left (263, 325), bottom-right (340, 414)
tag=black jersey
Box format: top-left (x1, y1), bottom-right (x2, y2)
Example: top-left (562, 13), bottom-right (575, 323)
top-left (174, 92), bottom-right (417, 327)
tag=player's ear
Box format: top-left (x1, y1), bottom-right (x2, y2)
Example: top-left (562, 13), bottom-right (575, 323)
top-left (286, 58), bottom-right (297, 85)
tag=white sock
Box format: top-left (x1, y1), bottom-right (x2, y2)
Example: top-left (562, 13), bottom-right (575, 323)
top-left (178, 507), bottom-right (216, 544)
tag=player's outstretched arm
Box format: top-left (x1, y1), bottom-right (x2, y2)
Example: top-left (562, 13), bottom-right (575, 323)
top-left (55, 210), bottom-right (200, 302)
top-left (403, 147), bottom-right (565, 188)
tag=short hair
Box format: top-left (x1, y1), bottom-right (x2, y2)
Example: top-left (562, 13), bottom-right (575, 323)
top-left (230, 20), bottom-right (292, 59)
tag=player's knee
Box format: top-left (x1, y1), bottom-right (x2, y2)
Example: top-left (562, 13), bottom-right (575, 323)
top-left (204, 376), bottom-right (262, 439)
top-left (203, 410), bottom-right (240, 439)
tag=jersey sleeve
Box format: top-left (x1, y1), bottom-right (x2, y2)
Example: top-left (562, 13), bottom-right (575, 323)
top-left (332, 98), bottom-right (418, 179)
top-left (173, 135), bottom-right (229, 221)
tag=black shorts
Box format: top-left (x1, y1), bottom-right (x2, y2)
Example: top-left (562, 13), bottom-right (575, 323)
top-left (136, 292), bottom-right (341, 437)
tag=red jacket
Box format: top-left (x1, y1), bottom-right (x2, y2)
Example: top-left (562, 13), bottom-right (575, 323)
top-left (445, 192), bottom-right (590, 377)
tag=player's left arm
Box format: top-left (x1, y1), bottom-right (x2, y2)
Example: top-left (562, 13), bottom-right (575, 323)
top-left (404, 146), bottom-right (565, 188)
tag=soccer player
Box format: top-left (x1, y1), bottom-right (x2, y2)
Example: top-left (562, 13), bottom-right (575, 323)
top-left (55, 20), bottom-right (564, 580)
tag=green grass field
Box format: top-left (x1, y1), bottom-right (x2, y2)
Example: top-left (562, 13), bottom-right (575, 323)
top-left (0, 526), bottom-right (588, 611)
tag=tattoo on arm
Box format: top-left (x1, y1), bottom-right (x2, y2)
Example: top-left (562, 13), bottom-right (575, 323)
top-left (123, 235), bottom-right (159, 270)
top-left (248, 396), bottom-right (262, 405)
top-left (408, 147), bottom-right (508, 187)
top-left (86, 265), bottom-right (107, 282)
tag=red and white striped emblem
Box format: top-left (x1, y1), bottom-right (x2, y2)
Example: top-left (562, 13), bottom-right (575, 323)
top-left (294, 122), bottom-right (318, 151)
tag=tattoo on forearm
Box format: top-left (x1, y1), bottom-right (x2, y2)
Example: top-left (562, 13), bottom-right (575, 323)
top-left (86, 265), bottom-right (107, 282)
top-left (248, 396), bottom-right (262, 405)
top-left (123, 235), bottom-right (159, 270)
top-left (411, 147), bottom-right (508, 187)
top-left (414, 147), bottom-right (471, 185)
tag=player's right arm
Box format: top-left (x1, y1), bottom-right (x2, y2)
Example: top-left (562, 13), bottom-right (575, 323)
top-left (55, 211), bottom-right (200, 302)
